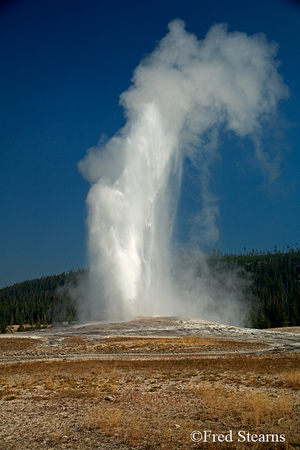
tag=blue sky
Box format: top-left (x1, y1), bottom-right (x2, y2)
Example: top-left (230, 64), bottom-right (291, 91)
top-left (0, 0), bottom-right (299, 288)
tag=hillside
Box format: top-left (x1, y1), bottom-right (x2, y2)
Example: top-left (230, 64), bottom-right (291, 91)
top-left (216, 247), bottom-right (300, 328)
top-left (0, 270), bottom-right (83, 332)
top-left (0, 248), bottom-right (300, 331)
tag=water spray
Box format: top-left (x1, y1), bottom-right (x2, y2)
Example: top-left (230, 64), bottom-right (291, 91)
top-left (78, 20), bottom-right (288, 323)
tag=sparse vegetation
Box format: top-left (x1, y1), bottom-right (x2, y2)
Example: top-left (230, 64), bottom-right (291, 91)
top-left (286, 370), bottom-right (300, 390)
top-left (0, 336), bottom-right (299, 449)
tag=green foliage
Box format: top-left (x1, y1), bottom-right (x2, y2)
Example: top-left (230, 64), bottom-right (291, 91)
top-left (0, 321), bottom-right (7, 334)
top-left (0, 245), bottom-right (299, 331)
top-left (210, 245), bottom-right (300, 329)
top-left (0, 270), bottom-right (85, 331)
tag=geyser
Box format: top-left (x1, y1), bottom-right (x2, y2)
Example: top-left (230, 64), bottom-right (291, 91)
top-left (78, 20), bottom-right (288, 323)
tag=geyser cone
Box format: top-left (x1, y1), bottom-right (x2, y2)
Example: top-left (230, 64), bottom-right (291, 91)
top-left (78, 20), bottom-right (288, 323)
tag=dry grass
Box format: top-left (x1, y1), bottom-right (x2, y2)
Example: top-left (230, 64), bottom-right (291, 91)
top-left (1, 348), bottom-right (300, 449)
top-left (78, 359), bottom-right (299, 449)
top-left (0, 335), bottom-right (266, 358)
top-left (0, 337), bottom-right (41, 352)
top-left (62, 335), bottom-right (266, 354)
top-left (286, 370), bottom-right (300, 390)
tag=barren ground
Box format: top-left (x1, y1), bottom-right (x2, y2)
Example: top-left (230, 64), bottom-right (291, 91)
top-left (0, 317), bottom-right (299, 449)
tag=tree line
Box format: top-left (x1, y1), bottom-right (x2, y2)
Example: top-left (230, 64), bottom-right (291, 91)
top-left (0, 270), bottom-right (83, 333)
top-left (209, 245), bottom-right (300, 329)
top-left (0, 247), bottom-right (299, 332)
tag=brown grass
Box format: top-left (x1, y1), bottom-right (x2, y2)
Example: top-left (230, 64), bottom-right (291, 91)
top-left (1, 348), bottom-right (300, 449)
top-left (66, 336), bottom-right (265, 354)
top-left (0, 337), bottom-right (41, 352)
top-left (286, 370), bottom-right (300, 390)
top-left (0, 335), bottom-right (266, 357)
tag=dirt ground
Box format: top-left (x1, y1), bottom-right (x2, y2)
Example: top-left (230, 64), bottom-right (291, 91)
top-left (0, 317), bottom-right (299, 449)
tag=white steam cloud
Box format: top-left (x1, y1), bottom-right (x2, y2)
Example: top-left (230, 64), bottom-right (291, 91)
top-left (78, 20), bottom-right (288, 324)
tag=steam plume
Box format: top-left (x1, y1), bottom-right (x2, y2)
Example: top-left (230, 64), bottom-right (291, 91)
top-left (78, 20), bottom-right (288, 324)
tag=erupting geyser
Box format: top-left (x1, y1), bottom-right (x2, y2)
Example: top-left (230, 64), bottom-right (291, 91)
top-left (78, 20), bottom-right (288, 323)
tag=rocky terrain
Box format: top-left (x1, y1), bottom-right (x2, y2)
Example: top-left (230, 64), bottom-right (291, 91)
top-left (0, 318), bottom-right (299, 449)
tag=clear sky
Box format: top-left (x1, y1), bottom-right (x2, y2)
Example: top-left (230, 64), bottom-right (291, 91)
top-left (0, 0), bottom-right (299, 288)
